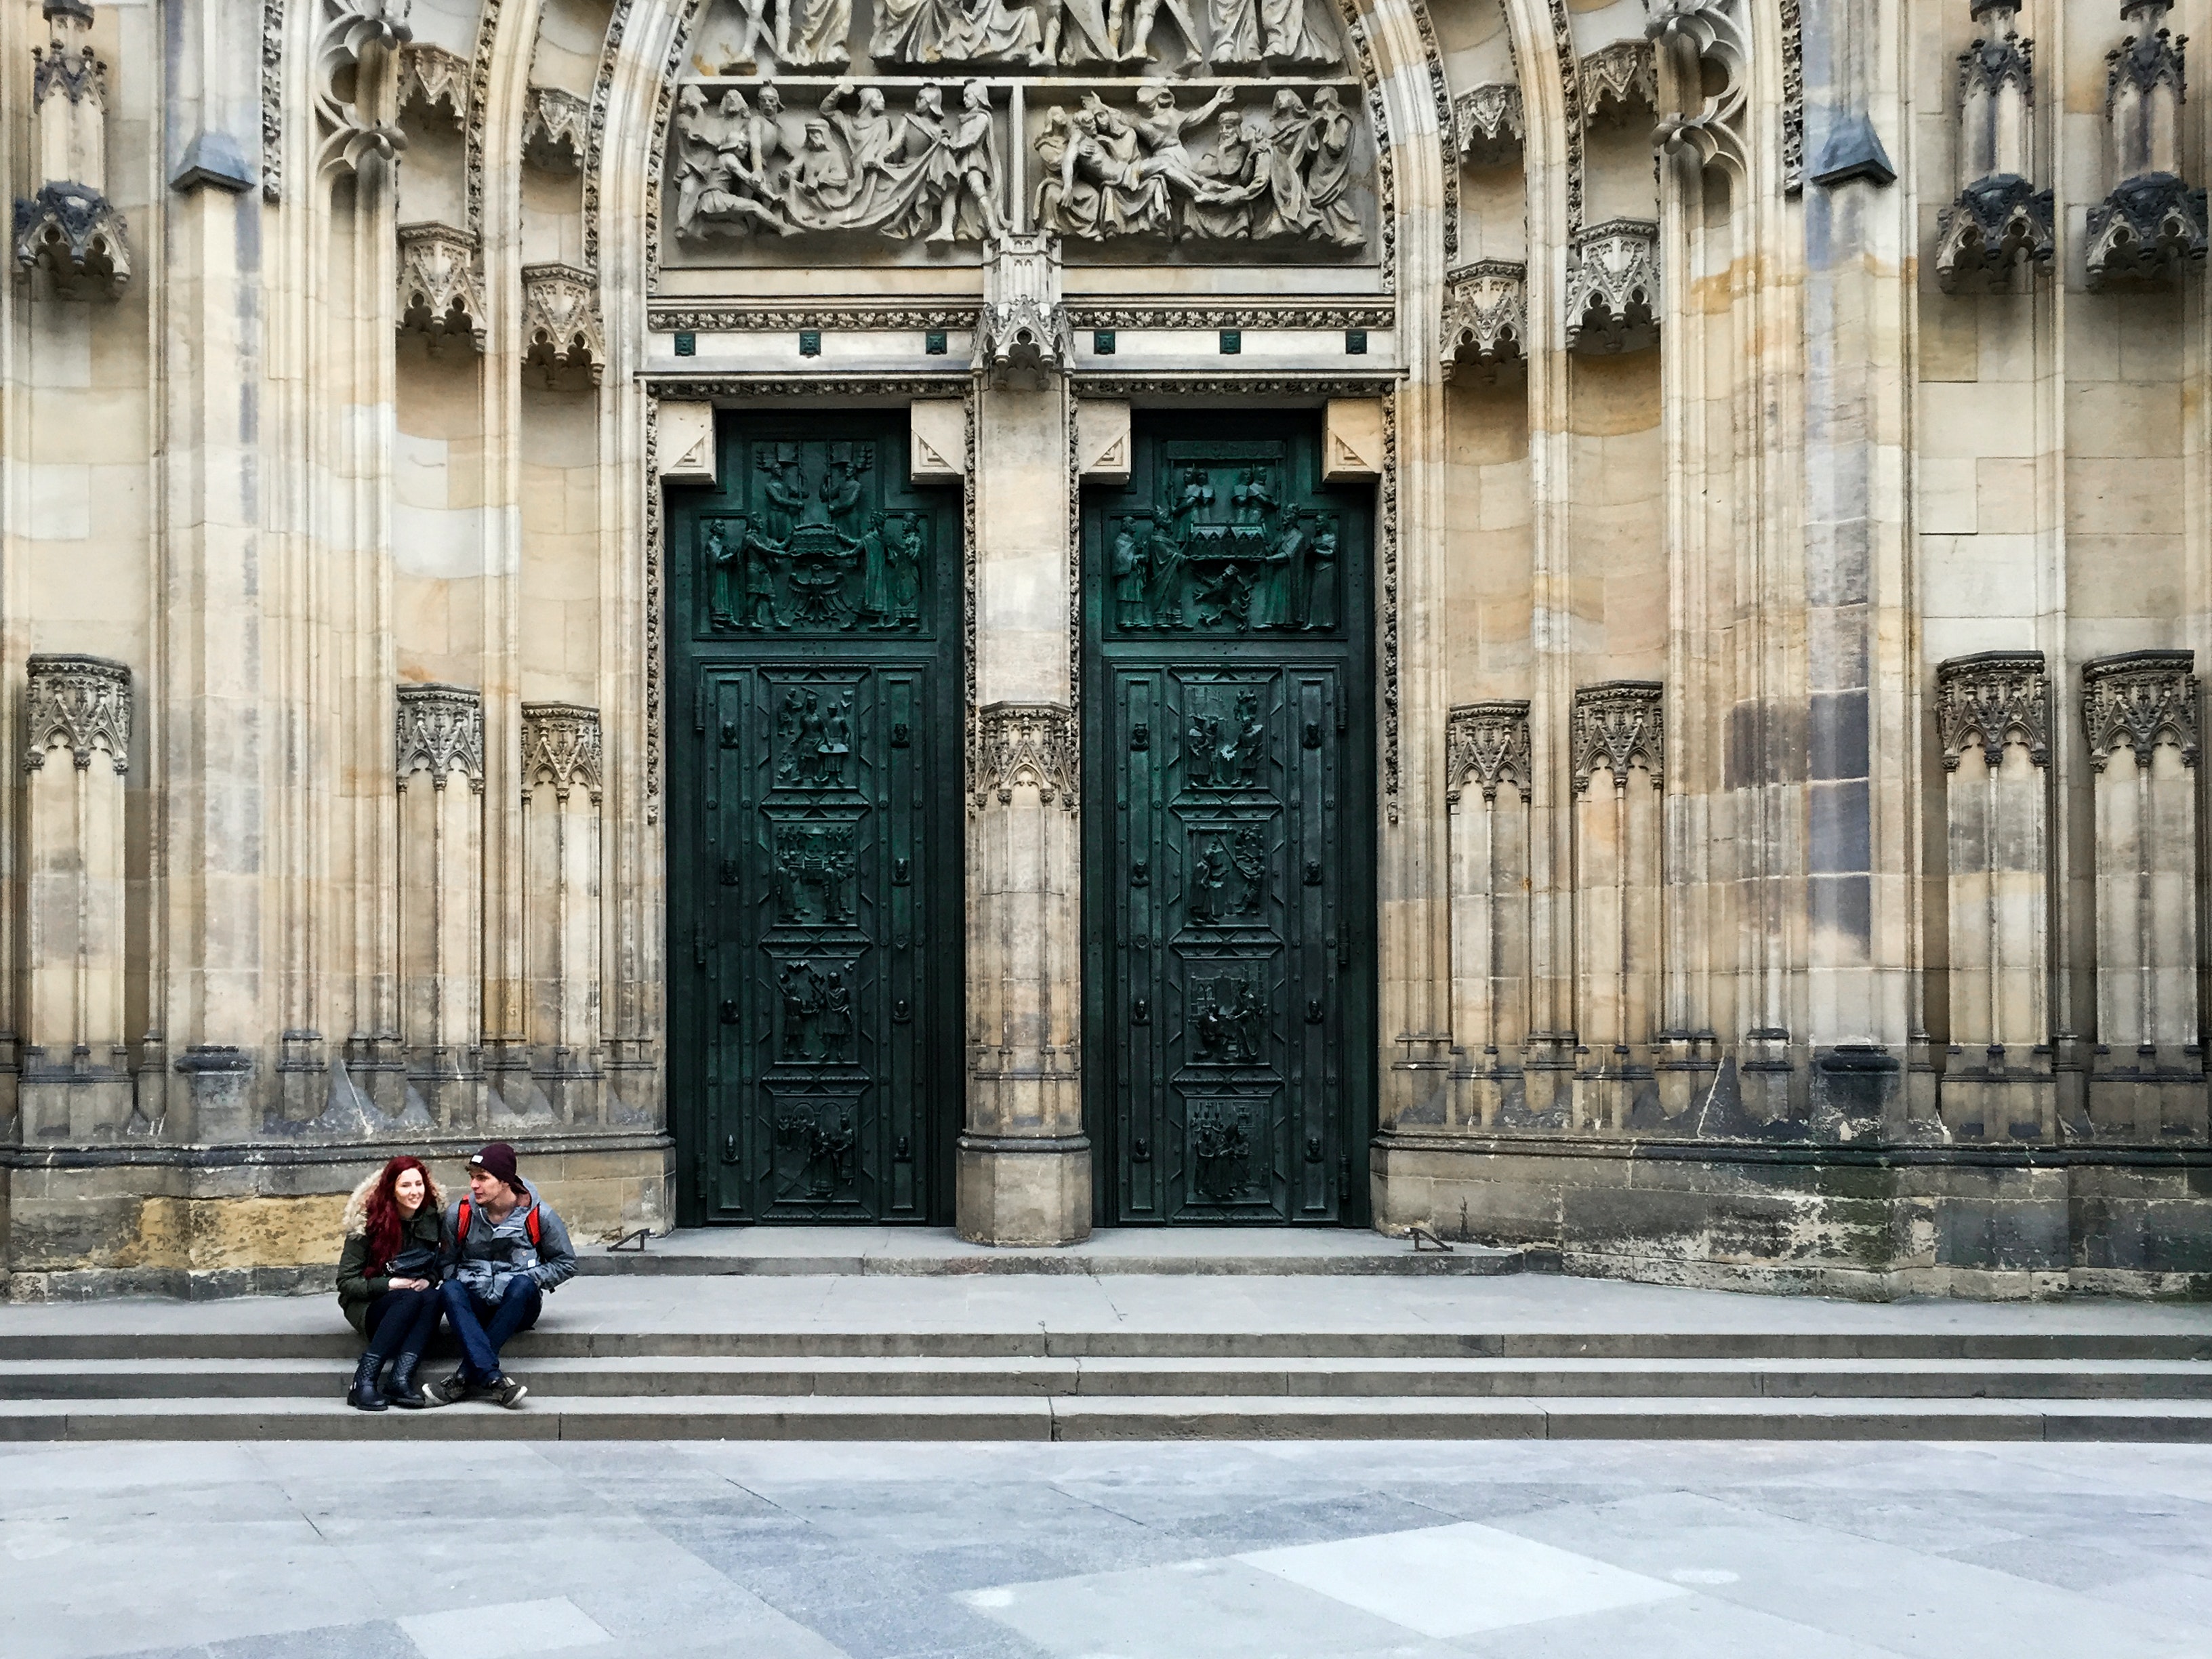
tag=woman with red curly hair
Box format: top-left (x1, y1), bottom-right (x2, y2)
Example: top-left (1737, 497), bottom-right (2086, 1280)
top-left (335, 1155), bottom-right (450, 1410)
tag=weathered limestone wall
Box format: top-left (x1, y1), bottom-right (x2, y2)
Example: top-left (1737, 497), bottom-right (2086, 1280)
top-left (1, 0), bottom-right (2209, 1297)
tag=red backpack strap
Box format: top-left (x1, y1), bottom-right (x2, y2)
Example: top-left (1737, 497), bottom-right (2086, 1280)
top-left (455, 1197), bottom-right (472, 1239)
top-left (525, 1205), bottom-right (541, 1248)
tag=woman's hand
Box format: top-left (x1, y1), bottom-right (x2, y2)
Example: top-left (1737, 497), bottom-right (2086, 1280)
top-left (390, 1277), bottom-right (431, 1292)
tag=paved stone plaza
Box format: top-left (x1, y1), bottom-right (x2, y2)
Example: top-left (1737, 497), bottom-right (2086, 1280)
top-left (8, 1435), bottom-right (2212, 1659)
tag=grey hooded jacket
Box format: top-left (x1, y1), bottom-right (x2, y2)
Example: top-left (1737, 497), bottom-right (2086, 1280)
top-left (441, 1179), bottom-right (577, 1304)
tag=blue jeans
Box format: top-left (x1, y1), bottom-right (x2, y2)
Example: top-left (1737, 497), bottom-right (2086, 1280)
top-left (441, 1276), bottom-right (541, 1385)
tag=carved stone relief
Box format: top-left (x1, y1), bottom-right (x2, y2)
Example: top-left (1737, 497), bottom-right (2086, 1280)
top-left (2087, 0), bottom-right (2208, 289)
top-left (1441, 260), bottom-right (1526, 380)
top-left (26, 653), bottom-right (131, 773)
top-left (1564, 220), bottom-right (1658, 354)
top-left (1454, 83), bottom-right (1522, 167)
top-left (973, 700), bottom-right (1078, 808)
top-left (397, 42), bottom-right (468, 127)
top-left (522, 702), bottom-right (607, 800)
top-left (976, 231), bottom-right (1069, 383)
top-left (523, 85), bottom-right (589, 171)
top-left (1936, 650), bottom-right (2049, 771)
top-left (397, 222), bottom-right (487, 352)
top-left (520, 263), bottom-right (608, 384)
top-left (1934, 0), bottom-right (2053, 294)
top-left (314, 0), bottom-right (413, 183)
top-left (14, 0), bottom-right (129, 296)
top-left (1580, 39), bottom-right (1655, 124)
top-left (2082, 649), bottom-right (2199, 771)
top-left (1445, 701), bottom-right (1530, 804)
top-left (395, 682), bottom-right (487, 790)
top-left (1571, 680), bottom-right (1663, 792)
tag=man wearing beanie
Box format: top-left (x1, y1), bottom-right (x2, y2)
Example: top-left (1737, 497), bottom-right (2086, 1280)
top-left (434, 1142), bottom-right (577, 1407)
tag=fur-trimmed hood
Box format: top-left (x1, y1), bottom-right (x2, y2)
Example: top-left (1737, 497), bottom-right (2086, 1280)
top-left (340, 1162), bottom-right (449, 1236)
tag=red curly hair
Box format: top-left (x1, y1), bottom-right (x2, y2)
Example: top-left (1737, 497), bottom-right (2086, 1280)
top-left (363, 1155), bottom-right (435, 1270)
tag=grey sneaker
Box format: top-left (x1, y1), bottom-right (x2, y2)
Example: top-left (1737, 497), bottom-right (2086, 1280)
top-left (490, 1374), bottom-right (529, 1409)
top-left (434, 1370), bottom-right (473, 1406)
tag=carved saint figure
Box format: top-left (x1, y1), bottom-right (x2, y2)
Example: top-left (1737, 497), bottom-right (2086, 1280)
top-left (1206, 0), bottom-right (1261, 67)
top-left (1113, 0), bottom-right (1204, 65)
top-left (886, 518), bottom-right (925, 625)
top-left (1111, 520), bottom-right (1151, 628)
top-left (1249, 515), bottom-right (1300, 630)
top-left (820, 443), bottom-right (871, 529)
top-left (1187, 108), bottom-right (1261, 239)
top-left (1258, 0), bottom-right (1340, 66)
top-left (743, 527), bottom-right (783, 628)
top-left (941, 0), bottom-right (1048, 64)
top-left (776, 689), bottom-right (808, 781)
top-left (779, 963), bottom-right (817, 1059)
top-left (817, 972), bottom-right (853, 1061)
top-left (759, 445), bottom-right (809, 539)
top-left (1252, 89), bottom-right (1317, 240)
top-left (858, 514), bottom-right (894, 624)
top-left (821, 700), bottom-right (853, 785)
top-left (705, 516), bottom-right (743, 627)
top-left (1038, 0), bottom-right (1116, 64)
top-left (1189, 833), bottom-right (1233, 922)
top-left (870, 0), bottom-right (958, 63)
top-left (1305, 87), bottom-right (1360, 245)
top-left (787, 118), bottom-right (853, 223)
top-left (1035, 102), bottom-right (1168, 239)
top-left (928, 81), bottom-right (1008, 243)
top-left (1229, 466), bottom-right (1274, 525)
top-left (782, 0), bottom-right (854, 66)
top-left (1300, 526), bottom-right (1339, 630)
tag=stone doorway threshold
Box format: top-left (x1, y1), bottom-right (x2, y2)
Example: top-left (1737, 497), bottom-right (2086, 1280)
top-left (575, 1226), bottom-right (1523, 1278)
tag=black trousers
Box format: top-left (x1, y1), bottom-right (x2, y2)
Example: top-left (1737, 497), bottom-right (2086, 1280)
top-left (361, 1286), bottom-right (444, 1364)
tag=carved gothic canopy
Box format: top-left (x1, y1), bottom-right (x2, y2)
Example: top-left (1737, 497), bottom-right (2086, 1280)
top-left (666, 0), bottom-right (1371, 260)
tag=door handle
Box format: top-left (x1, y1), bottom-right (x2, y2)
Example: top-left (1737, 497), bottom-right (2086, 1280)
top-left (719, 999), bottom-right (739, 1026)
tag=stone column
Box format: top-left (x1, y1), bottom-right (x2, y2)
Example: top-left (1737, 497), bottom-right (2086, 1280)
top-left (20, 654), bottom-right (134, 1139)
top-left (522, 702), bottom-right (605, 1124)
top-left (1568, 681), bottom-right (1664, 1132)
top-left (2081, 651), bottom-right (2205, 1140)
top-left (1935, 651), bottom-right (2053, 1140)
top-left (1444, 702), bottom-right (1534, 1129)
top-left (956, 364), bottom-right (1091, 1245)
top-left (394, 683), bottom-right (484, 1130)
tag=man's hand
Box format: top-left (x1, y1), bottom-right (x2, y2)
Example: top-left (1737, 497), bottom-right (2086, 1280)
top-left (390, 1277), bottom-right (431, 1292)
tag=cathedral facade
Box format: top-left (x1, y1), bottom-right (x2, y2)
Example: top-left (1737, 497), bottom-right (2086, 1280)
top-left (3, 0), bottom-right (2209, 1298)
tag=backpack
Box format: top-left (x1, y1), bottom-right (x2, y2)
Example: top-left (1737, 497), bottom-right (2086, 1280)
top-left (456, 1196), bottom-right (541, 1248)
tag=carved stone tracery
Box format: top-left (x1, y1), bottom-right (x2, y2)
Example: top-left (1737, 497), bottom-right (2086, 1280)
top-left (1572, 681), bottom-right (1663, 792)
top-left (14, 0), bottom-right (129, 296)
top-left (1441, 260), bottom-right (1527, 378)
top-left (396, 41), bottom-right (468, 127)
top-left (1446, 701), bottom-right (1530, 804)
top-left (2087, 4), bottom-right (2208, 290)
top-left (2083, 650), bottom-right (2200, 771)
top-left (314, 0), bottom-right (413, 183)
top-left (975, 232), bottom-right (1069, 386)
top-left (1580, 39), bottom-right (1656, 124)
top-left (397, 221), bottom-right (487, 352)
top-left (1565, 220), bottom-right (1658, 354)
top-left (520, 263), bottom-right (607, 384)
top-left (1454, 83), bottom-right (1523, 165)
top-left (395, 683), bottom-right (486, 792)
top-left (1936, 651), bottom-right (2049, 771)
top-left (25, 653), bottom-right (131, 774)
top-left (522, 703), bottom-right (606, 801)
top-left (973, 701), bottom-right (1078, 811)
top-left (1935, 0), bottom-right (2053, 293)
top-left (523, 85), bottom-right (589, 171)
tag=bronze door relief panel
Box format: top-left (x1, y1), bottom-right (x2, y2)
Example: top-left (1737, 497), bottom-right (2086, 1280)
top-left (1084, 415), bottom-right (1376, 1224)
top-left (668, 413), bottom-right (962, 1224)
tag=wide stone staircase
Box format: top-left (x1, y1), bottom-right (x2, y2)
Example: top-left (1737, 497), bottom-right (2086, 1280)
top-left (4, 1230), bottom-right (2211, 1441)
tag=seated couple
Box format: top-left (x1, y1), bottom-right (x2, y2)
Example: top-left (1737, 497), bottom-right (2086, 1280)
top-left (334, 1141), bottom-right (577, 1412)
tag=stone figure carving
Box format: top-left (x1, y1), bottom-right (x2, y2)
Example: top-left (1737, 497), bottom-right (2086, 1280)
top-left (1033, 84), bottom-right (1361, 245)
top-left (675, 78), bottom-right (1006, 243)
top-left (703, 445), bottom-right (926, 634)
top-left (1115, 0), bottom-right (1206, 65)
top-left (1200, 0), bottom-right (1338, 68)
top-left (1040, 0), bottom-right (1118, 64)
top-left (872, 0), bottom-right (1048, 64)
top-left (1190, 972), bottom-right (1267, 1063)
top-left (782, 0), bottom-right (855, 66)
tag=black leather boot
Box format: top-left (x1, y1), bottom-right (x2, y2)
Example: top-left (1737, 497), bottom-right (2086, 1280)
top-left (346, 1352), bottom-right (388, 1412)
top-left (386, 1350), bottom-right (433, 1409)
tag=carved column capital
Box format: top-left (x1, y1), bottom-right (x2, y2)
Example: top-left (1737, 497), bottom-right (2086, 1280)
top-left (1454, 83), bottom-right (1523, 165)
top-left (520, 263), bottom-right (605, 384)
top-left (25, 653), bottom-right (129, 774)
top-left (1581, 40), bottom-right (1658, 123)
top-left (2083, 649), bottom-right (2198, 771)
top-left (1936, 650), bottom-right (2049, 771)
top-left (522, 86), bottom-right (588, 171)
top-left (1441, 261), bottom-right (1527, 380)
top-left (973, 701), bottom-right (1077, 811)
top-left (1446, 701), bottom-right (1531, 804)
top-left (396, 682), bottom-right (485, 792)
top-left (522, 702), bottom-right (604, 802)
top-left (975, 232), bottom-right (1069, 390)
top-left (397, 221), bottom-right (485, 352)
top-left (1572, 681), bottom-right (1663, 792)
top-left (396, 42), bottom-right (468, 127)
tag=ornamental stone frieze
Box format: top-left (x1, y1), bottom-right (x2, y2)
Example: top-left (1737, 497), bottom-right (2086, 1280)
top-left (1565, 220), bottom-right (1658, 354)
top-left (396, 41), bottom-right (467, 128)
top-left (1454, 83), bottom-right (1523, 167)
top-left (2086, 0), bottom-right (2208, 289)
top-left (973, 701), bottom-right (1078, 811)
top-left (25, 653), bottom-right (131, 773)
top-left (520, 264), bottom-right (607, 384)
top-left (975, 232), bottom-right (1069, 386)
top-left (1581, 39), bottom-right (1657, 124)
top-left (521, 703), bottom-right (605, 801)
top-left (522, 86), bottom-right (588, 171)
top-left (395, 682), bottom-right (485, 791)
top-left (1571, 681), bottom-right (1663, 791)
top-left (1934, 1), bottom-right (2053, 293)
top-left (1445, 701), bottom-right (1531, 804)
top-left (1936, 650), bottom-right (2049, 771)
top-left (314, 0), bottom-right (412, 182)
top-left (398, 222), bottom-right (487, 352)
top-left (2082, 649), bottom-right (2199, 771)
top-left (13, 0), bottom-right (129, 298)
top-left (1646, 0), bottom-right (1750, 169)
top-left (1440, 261), bottom-right (1527, 380)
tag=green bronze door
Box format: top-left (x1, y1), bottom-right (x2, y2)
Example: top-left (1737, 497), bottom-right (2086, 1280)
top-left (668, 411), bottom-right (962, 1224)
top-left (1083, 413), bottom-right (1376, 1224)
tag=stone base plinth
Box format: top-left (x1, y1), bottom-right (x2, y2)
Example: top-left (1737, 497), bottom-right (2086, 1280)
top-left (1372, 1132), bottom-right (2212, 1300)
top-left (0, 1132), bottom-right (673, 1299)
top-left (956, 1134), bottom-right (1092, 1247)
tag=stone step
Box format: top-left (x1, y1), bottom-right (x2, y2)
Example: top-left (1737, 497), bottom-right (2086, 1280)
top-left (571, 1228), bottom-right (1522, 1278)
top-left (5, 1354), bottom-right (2211, 1401)
top-left (3, 1393), bottom-right (2210, 1442)
top-left (8, 1329), bottom-right (2209, 1362)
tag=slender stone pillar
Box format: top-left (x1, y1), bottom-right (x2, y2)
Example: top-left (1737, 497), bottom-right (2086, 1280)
top-left (958, 377), bottom-right (1090, 1245)
top-left (394, 683), bottom-right (484, 1130)
top-left (1935, 652), bottom-right (2053, 1141)
top-left (20, 655), bottom-right (135, 1139)
top-left (1568, 682), bottom-right (1664, 1132)
top-left (1444, 702), bottom-right (1534, 1129)
top-left (2081, 651), bottom-right (2205, 1140)
top-left (521, 702), bottom-right (605, 1124)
